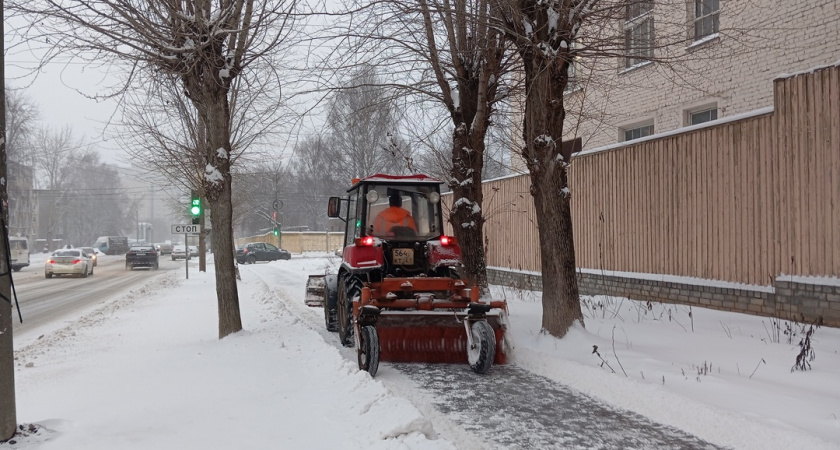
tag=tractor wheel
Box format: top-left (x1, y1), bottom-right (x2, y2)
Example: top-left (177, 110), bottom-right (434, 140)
top-left (467, 321), bottom-right (496, 374)
top-left (337, 278), bottom-right (359, 347)
top-left (324, 280), bottom-right (338, 332)
top-left (358, 325), bottom-right (380, 377)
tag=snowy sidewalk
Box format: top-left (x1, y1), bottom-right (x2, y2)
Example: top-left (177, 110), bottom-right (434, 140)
top-left (9, 267), bottom-right (454, 450)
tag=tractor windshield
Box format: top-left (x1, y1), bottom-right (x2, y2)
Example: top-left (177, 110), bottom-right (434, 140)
top-left (364, 184), bottom-right (442, 241)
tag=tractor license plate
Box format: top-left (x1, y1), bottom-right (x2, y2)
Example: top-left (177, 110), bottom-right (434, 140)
top-left (392, 248), bottom-right (414, 265)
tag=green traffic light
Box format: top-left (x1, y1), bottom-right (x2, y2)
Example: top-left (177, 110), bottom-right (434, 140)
top-left (190, 198), bottom-right (201, 216)
top-left (273, 227), bottom-right (279, 236)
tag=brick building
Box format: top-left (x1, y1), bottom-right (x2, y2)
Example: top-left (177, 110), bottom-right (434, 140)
top-left (513, 0), bottom-right (840, 159)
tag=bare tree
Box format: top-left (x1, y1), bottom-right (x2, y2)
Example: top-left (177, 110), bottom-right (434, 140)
top-left (62, 153), bottom-right (131, 246)
top-left (30, 126), bottom-right (88, 250)
top-left (4, 87), bottom-right (39, 166)
top-left (325, 66), bottom-right (414, 180)
top-left (9, 0), bottom-right (303, 338)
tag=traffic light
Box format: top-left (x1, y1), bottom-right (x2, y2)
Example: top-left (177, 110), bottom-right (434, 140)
top-left (190, 191), bottom-right (201, 225)
top-left (190, 191), bottom-right (201, 217)
top-left (273, 227), bottom-right (279, 236)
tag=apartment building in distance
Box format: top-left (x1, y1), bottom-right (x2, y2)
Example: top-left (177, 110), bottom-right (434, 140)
top-left (551, 0), bottom-right (840, 153)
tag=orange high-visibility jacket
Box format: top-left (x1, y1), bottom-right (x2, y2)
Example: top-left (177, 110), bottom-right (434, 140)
top-left (373, 207), bottom-right (417, 234)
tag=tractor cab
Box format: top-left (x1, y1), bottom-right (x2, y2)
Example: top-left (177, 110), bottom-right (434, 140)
top-left (362, 184), bottom-right (441, 241)
top-left (328, 174), bottom-right (461, 279)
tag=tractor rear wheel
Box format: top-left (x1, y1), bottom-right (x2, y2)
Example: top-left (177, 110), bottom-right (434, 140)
top-left (337, 278), bottom-right (359, 347)
top-left (467, 320), bottom-right (496, 374)
top-left (358, 325), bottom-right (380, 377)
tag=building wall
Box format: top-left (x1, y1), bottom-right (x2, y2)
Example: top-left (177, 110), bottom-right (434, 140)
top-left (6, 161), bottom-right (35, 240)
top-left (507, 0), bottom-right (840, 168)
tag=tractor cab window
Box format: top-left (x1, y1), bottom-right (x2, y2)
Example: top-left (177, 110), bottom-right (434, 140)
top-left (345, 190), bottom-right (360, 248)
top-left (364, 184), bottom-right (441, 241)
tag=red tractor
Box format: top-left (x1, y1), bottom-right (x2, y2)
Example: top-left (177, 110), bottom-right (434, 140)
top-left (308, 174), bottom-right (507, 377)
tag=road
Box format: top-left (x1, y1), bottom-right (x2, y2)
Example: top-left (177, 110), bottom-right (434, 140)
top-left (10, 253), bottom-right (183, 338)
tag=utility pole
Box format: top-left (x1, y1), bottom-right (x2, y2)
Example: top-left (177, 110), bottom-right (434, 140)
top-left (0, 0), bottom-right (19, 439)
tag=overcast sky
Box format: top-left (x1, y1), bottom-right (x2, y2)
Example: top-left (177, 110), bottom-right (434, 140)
top-left (5, 49), bottom-right (128, 165)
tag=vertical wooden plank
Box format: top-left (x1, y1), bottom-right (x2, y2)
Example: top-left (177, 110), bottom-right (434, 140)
top-left (831, 67), bottom-right (840, 276)
top-left (699, 130), bottom-right (708, 278)
top-left (773, 78), bottom-right (786, 281)
top-left (811, 70), bottom-right (825, 276)
top-left (806, 73), bottom-right (819, 276)
top-left (782, 76), bottom-right (795, 277)
top-left (796, 74), bottom-right (807, 276)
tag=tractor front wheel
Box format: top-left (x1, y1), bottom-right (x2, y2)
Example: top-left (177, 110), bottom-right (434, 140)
top-left (467, 321), bottom-right (496, 374)
top-left (358, 325), bottom-right (380, 377)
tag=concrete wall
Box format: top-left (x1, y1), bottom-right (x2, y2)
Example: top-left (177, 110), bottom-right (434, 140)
top-left (488, 267), bottom-right (840, 327)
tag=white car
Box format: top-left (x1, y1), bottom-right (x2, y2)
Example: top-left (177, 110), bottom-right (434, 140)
top-left (171, 245), bottom-right (187, 260)
top-left (45, 249), bottom-right (94, 278)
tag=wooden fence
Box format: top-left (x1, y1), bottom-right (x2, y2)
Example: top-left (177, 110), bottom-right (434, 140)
top-left (235, 231), bottom-right (344, 254)
top-left (447, 64), bottom-right (840, 286)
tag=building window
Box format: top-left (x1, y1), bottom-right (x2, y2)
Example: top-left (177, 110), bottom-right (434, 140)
top-left (564, 43), bottom-right (581, 93)
top-left (689, 108), bottom-right (718, 125)
top-left (624, 1), bottom-right (654, 68)
top-left (623, 124), bottom-right (654, 141)
top-left (693, 0), bottom-right (719, 41)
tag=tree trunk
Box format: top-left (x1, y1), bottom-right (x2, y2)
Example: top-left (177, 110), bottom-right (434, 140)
top-left (208, 178), bottom-right (242, 338)
top-left (520, 51), bottom-right (584, 338)
top-left (449, 122), bottom-right (489, 293)
top-left (192, 85), bottom-right (242, 339)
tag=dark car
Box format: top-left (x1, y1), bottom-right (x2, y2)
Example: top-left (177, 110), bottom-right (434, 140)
top-left (235, 242), bottom-right (291, 264)
top-left (125, 245), bottom-right (160, 270)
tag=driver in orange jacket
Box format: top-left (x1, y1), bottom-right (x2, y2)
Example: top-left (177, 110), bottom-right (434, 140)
top-left (373, 194), bottom-right (417, 236)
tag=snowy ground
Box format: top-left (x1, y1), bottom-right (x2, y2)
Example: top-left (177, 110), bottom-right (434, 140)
top-left (4, 253), bottom-right (840, 449)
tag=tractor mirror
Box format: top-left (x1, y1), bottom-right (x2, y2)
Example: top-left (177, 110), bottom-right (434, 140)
top-left (327, 197), bottom-right (341, 218)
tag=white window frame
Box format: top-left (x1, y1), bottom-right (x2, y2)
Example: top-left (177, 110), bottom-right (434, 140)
top-left (564, 42), bottom-right (582, 93)
top-left (687, 106), bottom-right (718, 126)
top-left (693, 0), bottom-right (719, 41)
top-left (621, 122), bottom-right (654, 142)
top-left (624, 1), bottom-right (654, 68)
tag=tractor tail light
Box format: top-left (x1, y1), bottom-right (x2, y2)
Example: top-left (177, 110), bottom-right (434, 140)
top-left (356, 236), bottom-right (375, 247)
top-left (440, 235), bottom-right (457, 246)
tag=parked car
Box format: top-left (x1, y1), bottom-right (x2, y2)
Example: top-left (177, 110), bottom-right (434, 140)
top-left (45, 249), bottom-right (94, 278)
top-left (125, 245), bottom-right (159, 270)
top-left (235, 242), bottom-right (291, 264)
top-left (9, 236), bottom-right (29, 272)
top-left (189, 245), bottom-right (198, 257)
top-left (79, 247), bottom-right (99, 267)
top-left (171, 245), bottom-right (187, 261)
top-left (155, 243), bottom-right (174, 255)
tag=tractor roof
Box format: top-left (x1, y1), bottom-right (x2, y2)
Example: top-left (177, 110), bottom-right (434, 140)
top-left (349, 174), bottom-right (442, 191)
